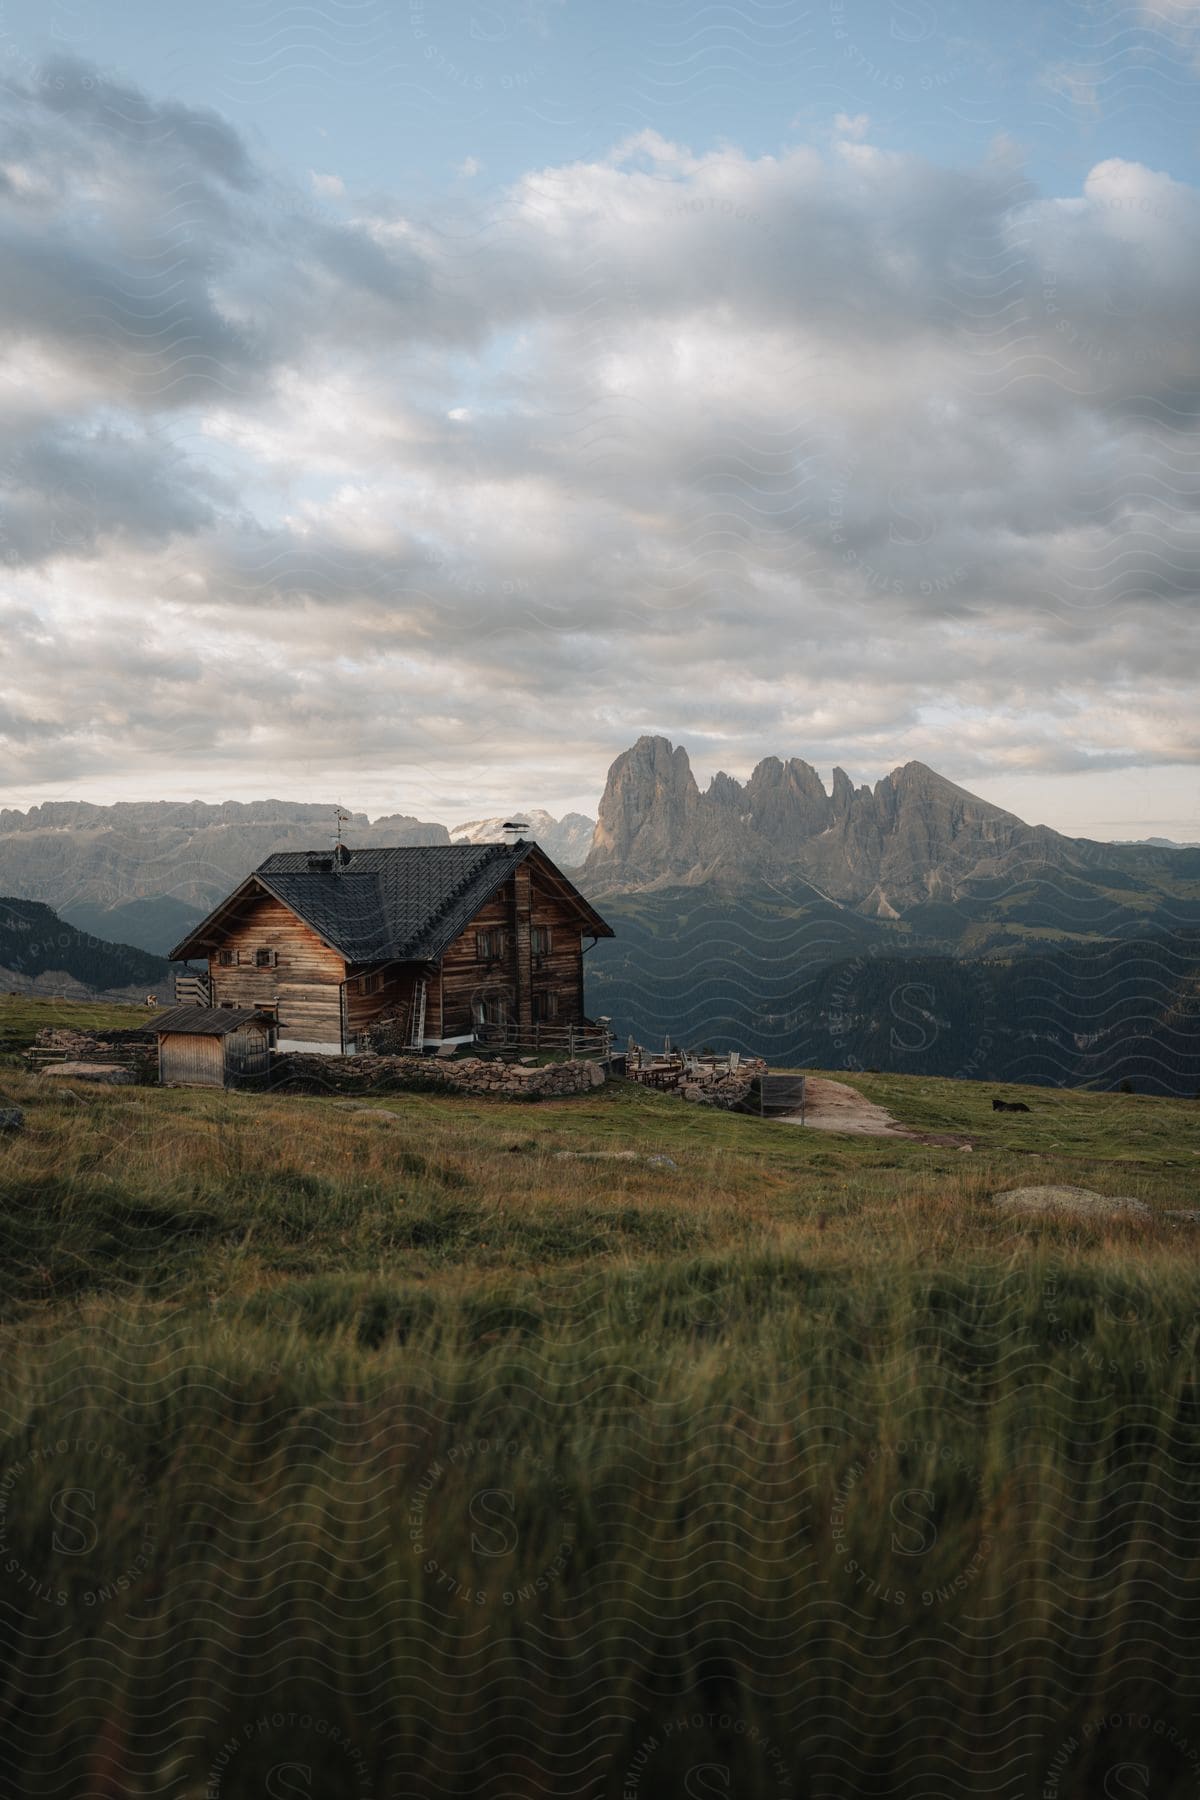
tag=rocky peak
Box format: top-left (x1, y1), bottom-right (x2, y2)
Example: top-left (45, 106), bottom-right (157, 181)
top-left (830, 767), bottom-right (855, 818)
top-left (743, 755), bottom-right (833, 845)
top-left (706, 770), bottom-right (746, 809)
top-left (584, 737), bottom-right (1078, 911)
top-left (587, 736), bottom-right (703, 878)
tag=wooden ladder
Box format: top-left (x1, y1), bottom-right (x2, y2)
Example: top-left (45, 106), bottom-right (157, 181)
top-left (409, 980), bottom-right (427, 1050)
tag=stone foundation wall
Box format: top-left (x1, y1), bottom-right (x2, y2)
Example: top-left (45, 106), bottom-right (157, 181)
top-left (275, 1051), bottom-right (606, 1101)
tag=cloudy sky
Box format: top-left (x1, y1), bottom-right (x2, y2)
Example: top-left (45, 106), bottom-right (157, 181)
top-left (0, 0), bottom-right (1197, 838)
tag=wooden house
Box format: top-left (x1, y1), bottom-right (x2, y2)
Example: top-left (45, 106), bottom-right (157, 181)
top-left (167, 842), bottom-right (615, 1056)
top-left (153, 1005), bottom-right (271, 1088)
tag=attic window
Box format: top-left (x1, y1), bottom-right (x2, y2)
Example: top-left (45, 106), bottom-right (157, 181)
top-left (255, 948), bottom-right (275, 968)
top-left (531, 926), bottom-right (552, 956)
top-left (477, 929), bottom-right (505, 961)
top-left (218, 950), bottom-right (236, 967)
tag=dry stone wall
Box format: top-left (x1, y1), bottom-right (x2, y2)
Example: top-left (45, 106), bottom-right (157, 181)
top-left (275, 1051), bottom-right (606, 1100)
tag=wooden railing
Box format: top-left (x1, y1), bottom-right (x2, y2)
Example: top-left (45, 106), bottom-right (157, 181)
top-left (174, 971), bottom-right (211, 1007)
top-left (473, 1020), bottom-right (613, 1059)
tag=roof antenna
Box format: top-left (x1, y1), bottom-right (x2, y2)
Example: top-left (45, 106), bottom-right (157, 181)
top-left (502, 819), bottom-right (530, 847)
top-left (332, 805), bottom-right (352, 868)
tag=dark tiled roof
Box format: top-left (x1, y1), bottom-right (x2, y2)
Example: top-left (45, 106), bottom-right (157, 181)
top-left (169, 843), bottom-right (614, 965)
top-left (256, 843), bottom-right (528, 963)
top-left (153, 1006), bottom-right (268, 1036)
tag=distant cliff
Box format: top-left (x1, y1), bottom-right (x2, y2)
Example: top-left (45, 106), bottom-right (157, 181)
top-left (0, 800), bottom-right (450, 916)
top-left (584, 734), bottom-right (1188, 919)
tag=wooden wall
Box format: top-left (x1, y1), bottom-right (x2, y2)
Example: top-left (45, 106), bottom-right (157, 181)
top-left (207, 890), bottom-right (346, 1048)
top-left (440, 885), bottom-right (517, 1038)
top-left (438, 869), bottom-right (587, 1039)
top-left (343, 966), bottom-right (421, 1043)
top-left (158, 1032), bottom-right (224, 1088)
top-left (158, 1025), bottom-right (270, 1088)
top-left (225, 1027), bottom-right (271, 1082)
top-left (199, 864), bottom-right (594, 1051)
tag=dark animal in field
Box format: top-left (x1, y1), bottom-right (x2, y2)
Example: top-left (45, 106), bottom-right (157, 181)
top-left (993, 1099), bottom-right (1031, 1112)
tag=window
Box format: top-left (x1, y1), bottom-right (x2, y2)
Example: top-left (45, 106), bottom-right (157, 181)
top-left (218, 949), bottom-right (236, 967)
top-left (533, 990), bottom-right (560, 1022)
top-left (473, 993), bottom-right (510, 1026)
top-left (531, 926), bottom-right (553, 956)
top-left (476, 929), bottom-right (505, 961)
top-left (359, 972), bottom-right (381, 996)
top-left (254, 948), bottom-right (275, 968)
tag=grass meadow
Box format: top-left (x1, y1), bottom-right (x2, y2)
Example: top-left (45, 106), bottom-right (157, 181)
top-left (1, 1000), bottom-right (1199, 1797)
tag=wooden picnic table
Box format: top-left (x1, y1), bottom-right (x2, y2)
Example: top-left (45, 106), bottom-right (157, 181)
top-left (638, 1064), bottom-right (683, 1089)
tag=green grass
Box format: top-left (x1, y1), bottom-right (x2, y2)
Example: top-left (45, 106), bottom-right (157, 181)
top-left (1, 1002), bottom-right (1199, 1797)
top-left (0, 993), bottom-right (155, 1060)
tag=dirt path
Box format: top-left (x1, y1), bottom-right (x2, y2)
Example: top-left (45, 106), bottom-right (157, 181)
top-left (782, 1076), bottom-right (972, 1148)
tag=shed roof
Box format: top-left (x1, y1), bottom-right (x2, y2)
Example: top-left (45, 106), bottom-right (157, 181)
top-left (168, 842), bottom-right (614, 965)
top-left (152, 1006), bottom-right (268, 1036)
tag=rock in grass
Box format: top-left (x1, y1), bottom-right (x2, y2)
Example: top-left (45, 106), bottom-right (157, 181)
top-left (41, 1062), bottom-right (133, 1085)
top-left (992, 1184), bottom-right (1149, 1221)
top-left (0, 1106), bottom-right (24, 1132)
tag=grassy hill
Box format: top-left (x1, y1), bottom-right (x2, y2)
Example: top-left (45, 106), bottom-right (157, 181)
top-left (1, 1004), bottom-right (1198, 1797)
top-left (590, 891), bottom-right (1200, 1094)
top-left (59, 893), bottom-right (207, 959)
top-left (0, 895), bottom-right (171, 994)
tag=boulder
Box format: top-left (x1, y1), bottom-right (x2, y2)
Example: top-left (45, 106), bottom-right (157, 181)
top-left (991, 1185), bottom-right (1150, 1221)
top-left (0, 1106), bottom-right (24, 1132)
top-left (41, 1062), bottom-right (134, 1085)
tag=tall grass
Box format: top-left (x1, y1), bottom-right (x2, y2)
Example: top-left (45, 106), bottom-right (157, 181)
top-left (1, 1257), bottom-right (1198, 1797)
top-left (1, 1050), bottom-right (1199, 1796)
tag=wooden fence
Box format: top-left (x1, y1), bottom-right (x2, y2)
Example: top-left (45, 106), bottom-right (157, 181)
top-left (473, 1020), bottom-right (613, 1059)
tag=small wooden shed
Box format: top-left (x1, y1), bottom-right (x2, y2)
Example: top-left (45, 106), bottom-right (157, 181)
top-left (153, 1005), bottom-right (271, 1089)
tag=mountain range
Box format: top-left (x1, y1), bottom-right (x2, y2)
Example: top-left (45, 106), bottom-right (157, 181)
top-left (583, 736), bottom-right (1200, 931)
top-left (0, 799), bottom-right (599, 955)
top-left (448, 808), bottom-right (595, 868)
top-left (576, 740), bottom-right (1200, 1093)
top-left (2, 741), bottom-right (1198, 1088)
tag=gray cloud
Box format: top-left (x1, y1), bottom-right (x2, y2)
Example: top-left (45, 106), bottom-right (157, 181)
top-left (0, 65), bottom-right (1197, 817)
